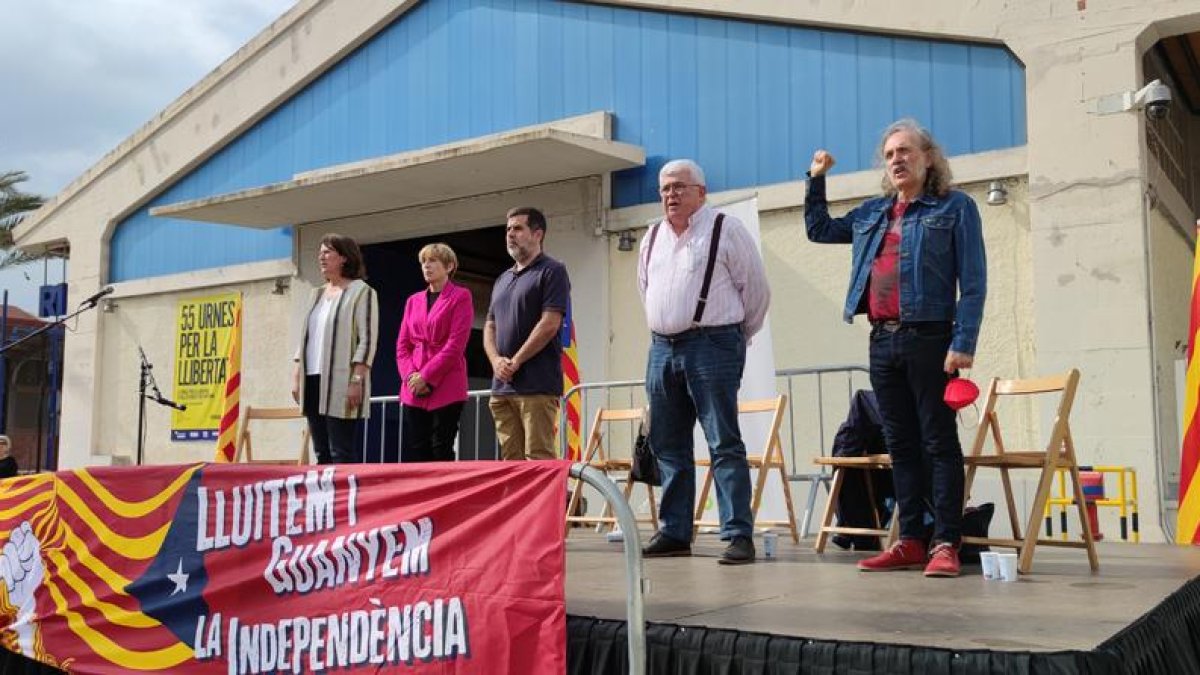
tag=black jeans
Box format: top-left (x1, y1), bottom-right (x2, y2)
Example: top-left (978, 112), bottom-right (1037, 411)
top-left (868, 322), bottom-right (963, 544)
top-left (401, 402), bottom-right (465, 462)
top-left (303, 374), bottom-right (361, 464)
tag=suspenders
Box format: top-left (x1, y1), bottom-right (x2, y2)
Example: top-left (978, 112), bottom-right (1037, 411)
top-left (643, 213), bottom-right (726, 326)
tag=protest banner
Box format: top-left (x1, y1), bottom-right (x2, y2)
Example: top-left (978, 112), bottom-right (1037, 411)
top-left (0, 461), bottom-right (569, 673)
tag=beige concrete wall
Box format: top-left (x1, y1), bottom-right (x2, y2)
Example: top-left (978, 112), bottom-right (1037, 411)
top-left (1148, 208), bottom-right (1194, 492)
top-left (95, 278), bottom-right (297, 464)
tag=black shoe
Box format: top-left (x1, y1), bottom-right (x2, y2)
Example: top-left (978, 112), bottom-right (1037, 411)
top-left (642, 532), bottom-right (691, 558)
top-left (831, 534), bottom-right (853, 551)
top-left (718, 536), bottom-right (755, 565)
top-left (852, 537), bottom-right (882, 552)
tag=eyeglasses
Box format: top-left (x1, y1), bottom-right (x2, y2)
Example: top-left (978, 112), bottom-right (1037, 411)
top-left (658, 183), bottom-right (701, 196)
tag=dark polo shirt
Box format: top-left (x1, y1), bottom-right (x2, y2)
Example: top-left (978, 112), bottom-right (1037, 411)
top-left (488, 253), bottom-right (571, 396)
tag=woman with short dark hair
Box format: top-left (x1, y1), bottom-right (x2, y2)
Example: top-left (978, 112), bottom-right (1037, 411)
top-left (292, 234), bottom-right (379, 464)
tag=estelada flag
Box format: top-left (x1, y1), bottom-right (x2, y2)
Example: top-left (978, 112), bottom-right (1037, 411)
top-left (0, 461), bottom-right (570, 673)
top-left (560, 301), bottom-right (582, 461)
top-left (1177, 221), bottom-right (1200, 544)
top-left (214, 307), bottom-right (242, 462)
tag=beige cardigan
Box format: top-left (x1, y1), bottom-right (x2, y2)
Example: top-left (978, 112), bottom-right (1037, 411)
top-left (294, 279), bottom-right (379, 419)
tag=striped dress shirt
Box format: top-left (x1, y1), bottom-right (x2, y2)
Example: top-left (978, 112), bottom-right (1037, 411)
top-left (638, 204), bottom-right (771, 338)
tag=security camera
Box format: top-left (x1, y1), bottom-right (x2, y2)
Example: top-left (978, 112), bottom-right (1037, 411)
top-left (1132, 80), bottom-right (1172, 120)
top-left (1146, 99), bottom-right (1169, 120)
top-left (1132, 79), bottom-right (1171, 120)
top-left (1092, 78), bottom-right (1173, 118)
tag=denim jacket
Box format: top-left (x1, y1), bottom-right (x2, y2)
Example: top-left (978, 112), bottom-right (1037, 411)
top-left (804, 174), bottom-right (986, 355)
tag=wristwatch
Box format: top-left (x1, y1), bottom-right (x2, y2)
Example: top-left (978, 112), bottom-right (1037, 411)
top-left (350, 375), bottom-right (364, 384)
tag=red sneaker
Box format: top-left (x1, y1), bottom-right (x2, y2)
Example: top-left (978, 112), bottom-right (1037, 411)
top-left (857, 538), bottom-right (927, 572)
top-left (923, 542), bottom-right (961, 578)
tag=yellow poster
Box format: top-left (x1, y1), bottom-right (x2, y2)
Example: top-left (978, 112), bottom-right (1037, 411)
top-left (171, 292), bottom-right (241, 441)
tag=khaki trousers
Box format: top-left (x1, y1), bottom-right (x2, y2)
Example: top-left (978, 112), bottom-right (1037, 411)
top-left (488, 395), bottom-right (560, 460)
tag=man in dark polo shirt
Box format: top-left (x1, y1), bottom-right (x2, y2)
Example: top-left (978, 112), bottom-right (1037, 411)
top-left (484, 206), bottom-right (572, 460)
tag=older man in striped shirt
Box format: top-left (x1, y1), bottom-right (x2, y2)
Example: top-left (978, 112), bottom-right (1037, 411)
top-left (637, 159), bottom-right (771, 565)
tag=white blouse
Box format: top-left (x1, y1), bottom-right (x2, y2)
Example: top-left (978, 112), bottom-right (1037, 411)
top-left (305, 294), bottom-right (337, 375)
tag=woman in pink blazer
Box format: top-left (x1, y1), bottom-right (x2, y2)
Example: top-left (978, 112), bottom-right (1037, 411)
top-left (396, 243), bottom-right (474, 462)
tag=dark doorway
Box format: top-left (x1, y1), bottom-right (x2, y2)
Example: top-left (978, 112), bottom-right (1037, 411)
top-left (361, 225), bottom-right (509, 462)
top-left (0, 304), bottom-right (63, 473)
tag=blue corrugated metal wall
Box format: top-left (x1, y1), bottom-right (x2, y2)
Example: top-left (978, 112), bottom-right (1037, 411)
top-left (111, 0), bottom-right (1026, 281)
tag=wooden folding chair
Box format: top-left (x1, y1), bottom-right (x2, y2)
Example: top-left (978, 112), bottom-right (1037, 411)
top-left (961, 369), bottom-right (1099, 574)
top-left (565, 407), bottom-right (658, 535)
top-left (233, 406), bottom-right (312, 465)
top-left (692, 396), bottom-right (800, 543)
top-left (811, 453), bottom-right (898, 553)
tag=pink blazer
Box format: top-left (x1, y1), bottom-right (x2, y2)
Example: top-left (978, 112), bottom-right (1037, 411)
top-left (395, 281), bottom-right (473, 410)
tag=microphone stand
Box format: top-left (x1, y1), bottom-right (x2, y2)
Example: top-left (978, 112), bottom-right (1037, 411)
top-left (137, 346), bottom-right (185, 466)
top-left (0, 296), bottom-right (104, 356)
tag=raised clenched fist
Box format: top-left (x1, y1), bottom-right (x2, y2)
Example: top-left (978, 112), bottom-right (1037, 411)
top-left (810, 150), bottom-right (836, 177)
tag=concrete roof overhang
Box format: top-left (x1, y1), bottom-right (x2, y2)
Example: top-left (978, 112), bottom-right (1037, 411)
top-left (151, 127), bottom-right (645, 228)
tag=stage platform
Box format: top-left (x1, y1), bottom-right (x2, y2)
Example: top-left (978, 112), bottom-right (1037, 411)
top-left (565, 531), bottom-right (1200, 673)
top-left (5, 531), bottom-right (1199, 673)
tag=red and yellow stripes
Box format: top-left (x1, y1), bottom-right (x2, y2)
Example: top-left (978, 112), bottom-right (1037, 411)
top-left (214, 306), bottom-right (243, 462)
top-left (1177, 222), bottom-right (1200, 544)
top-left (562, 315), bottom-right (583, 461)
top-left (0, 466), bottom-right (199, 670)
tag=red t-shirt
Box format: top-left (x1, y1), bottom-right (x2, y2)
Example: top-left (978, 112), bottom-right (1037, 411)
top-left (868, 200), bottom-right (909, 321)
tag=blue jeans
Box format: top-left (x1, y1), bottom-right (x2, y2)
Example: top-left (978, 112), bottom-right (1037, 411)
top-left (868, 322), bottom-right (963, 543)
top-left (646, 324), bottom-right (753, 541)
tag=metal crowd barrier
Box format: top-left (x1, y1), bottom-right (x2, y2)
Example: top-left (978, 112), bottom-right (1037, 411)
top-left (364, 365), bottom-right (868, 538)
top-left (772, 365), bottom-right (871, 536)
top-left (359, 388), bottom-right (498, 463)
top-left (557, 365), bottom-right (870, 537)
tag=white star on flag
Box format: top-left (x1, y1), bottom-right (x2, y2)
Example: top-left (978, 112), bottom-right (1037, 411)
top-left (167, 559), bottom-right (189, 596)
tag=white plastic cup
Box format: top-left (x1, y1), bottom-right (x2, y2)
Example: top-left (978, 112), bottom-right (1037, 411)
top-left (998, 553), bottom-right (1019, 582)
top-left (979, 551), bottom-right (999, 580)
top-left (762, 531), bottom-right (778, 558)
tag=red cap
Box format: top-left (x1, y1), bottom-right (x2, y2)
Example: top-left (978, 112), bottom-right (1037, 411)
top-left (944, 377), bottom-right (979, 411)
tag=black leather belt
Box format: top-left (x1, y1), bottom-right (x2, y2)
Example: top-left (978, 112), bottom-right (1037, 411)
top-left (652, 323), bottom-right (740, 343)
top-left (870, 320), bottom-right (952, 335)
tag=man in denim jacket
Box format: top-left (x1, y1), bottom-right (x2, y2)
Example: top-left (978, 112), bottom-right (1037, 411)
top-left (805, 119), bottom-right (986, 577)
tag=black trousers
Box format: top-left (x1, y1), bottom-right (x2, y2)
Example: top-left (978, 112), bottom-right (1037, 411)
top-left (303, 374), bottom-right (361, 464)
top-left (401, 402), bottom-right (465, 463)
top-left (868, 322), bottom-right (963, 544)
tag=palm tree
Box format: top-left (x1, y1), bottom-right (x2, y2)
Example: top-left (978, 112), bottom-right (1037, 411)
top-left (0, 171), bottom-right (45, 268)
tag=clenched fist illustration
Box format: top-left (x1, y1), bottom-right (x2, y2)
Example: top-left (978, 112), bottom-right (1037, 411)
top-left (0, 522), bottom-right (45, 656)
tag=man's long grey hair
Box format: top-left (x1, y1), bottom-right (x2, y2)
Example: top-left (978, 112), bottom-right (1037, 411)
top-left (877, 119), bottom-right (953, 198)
